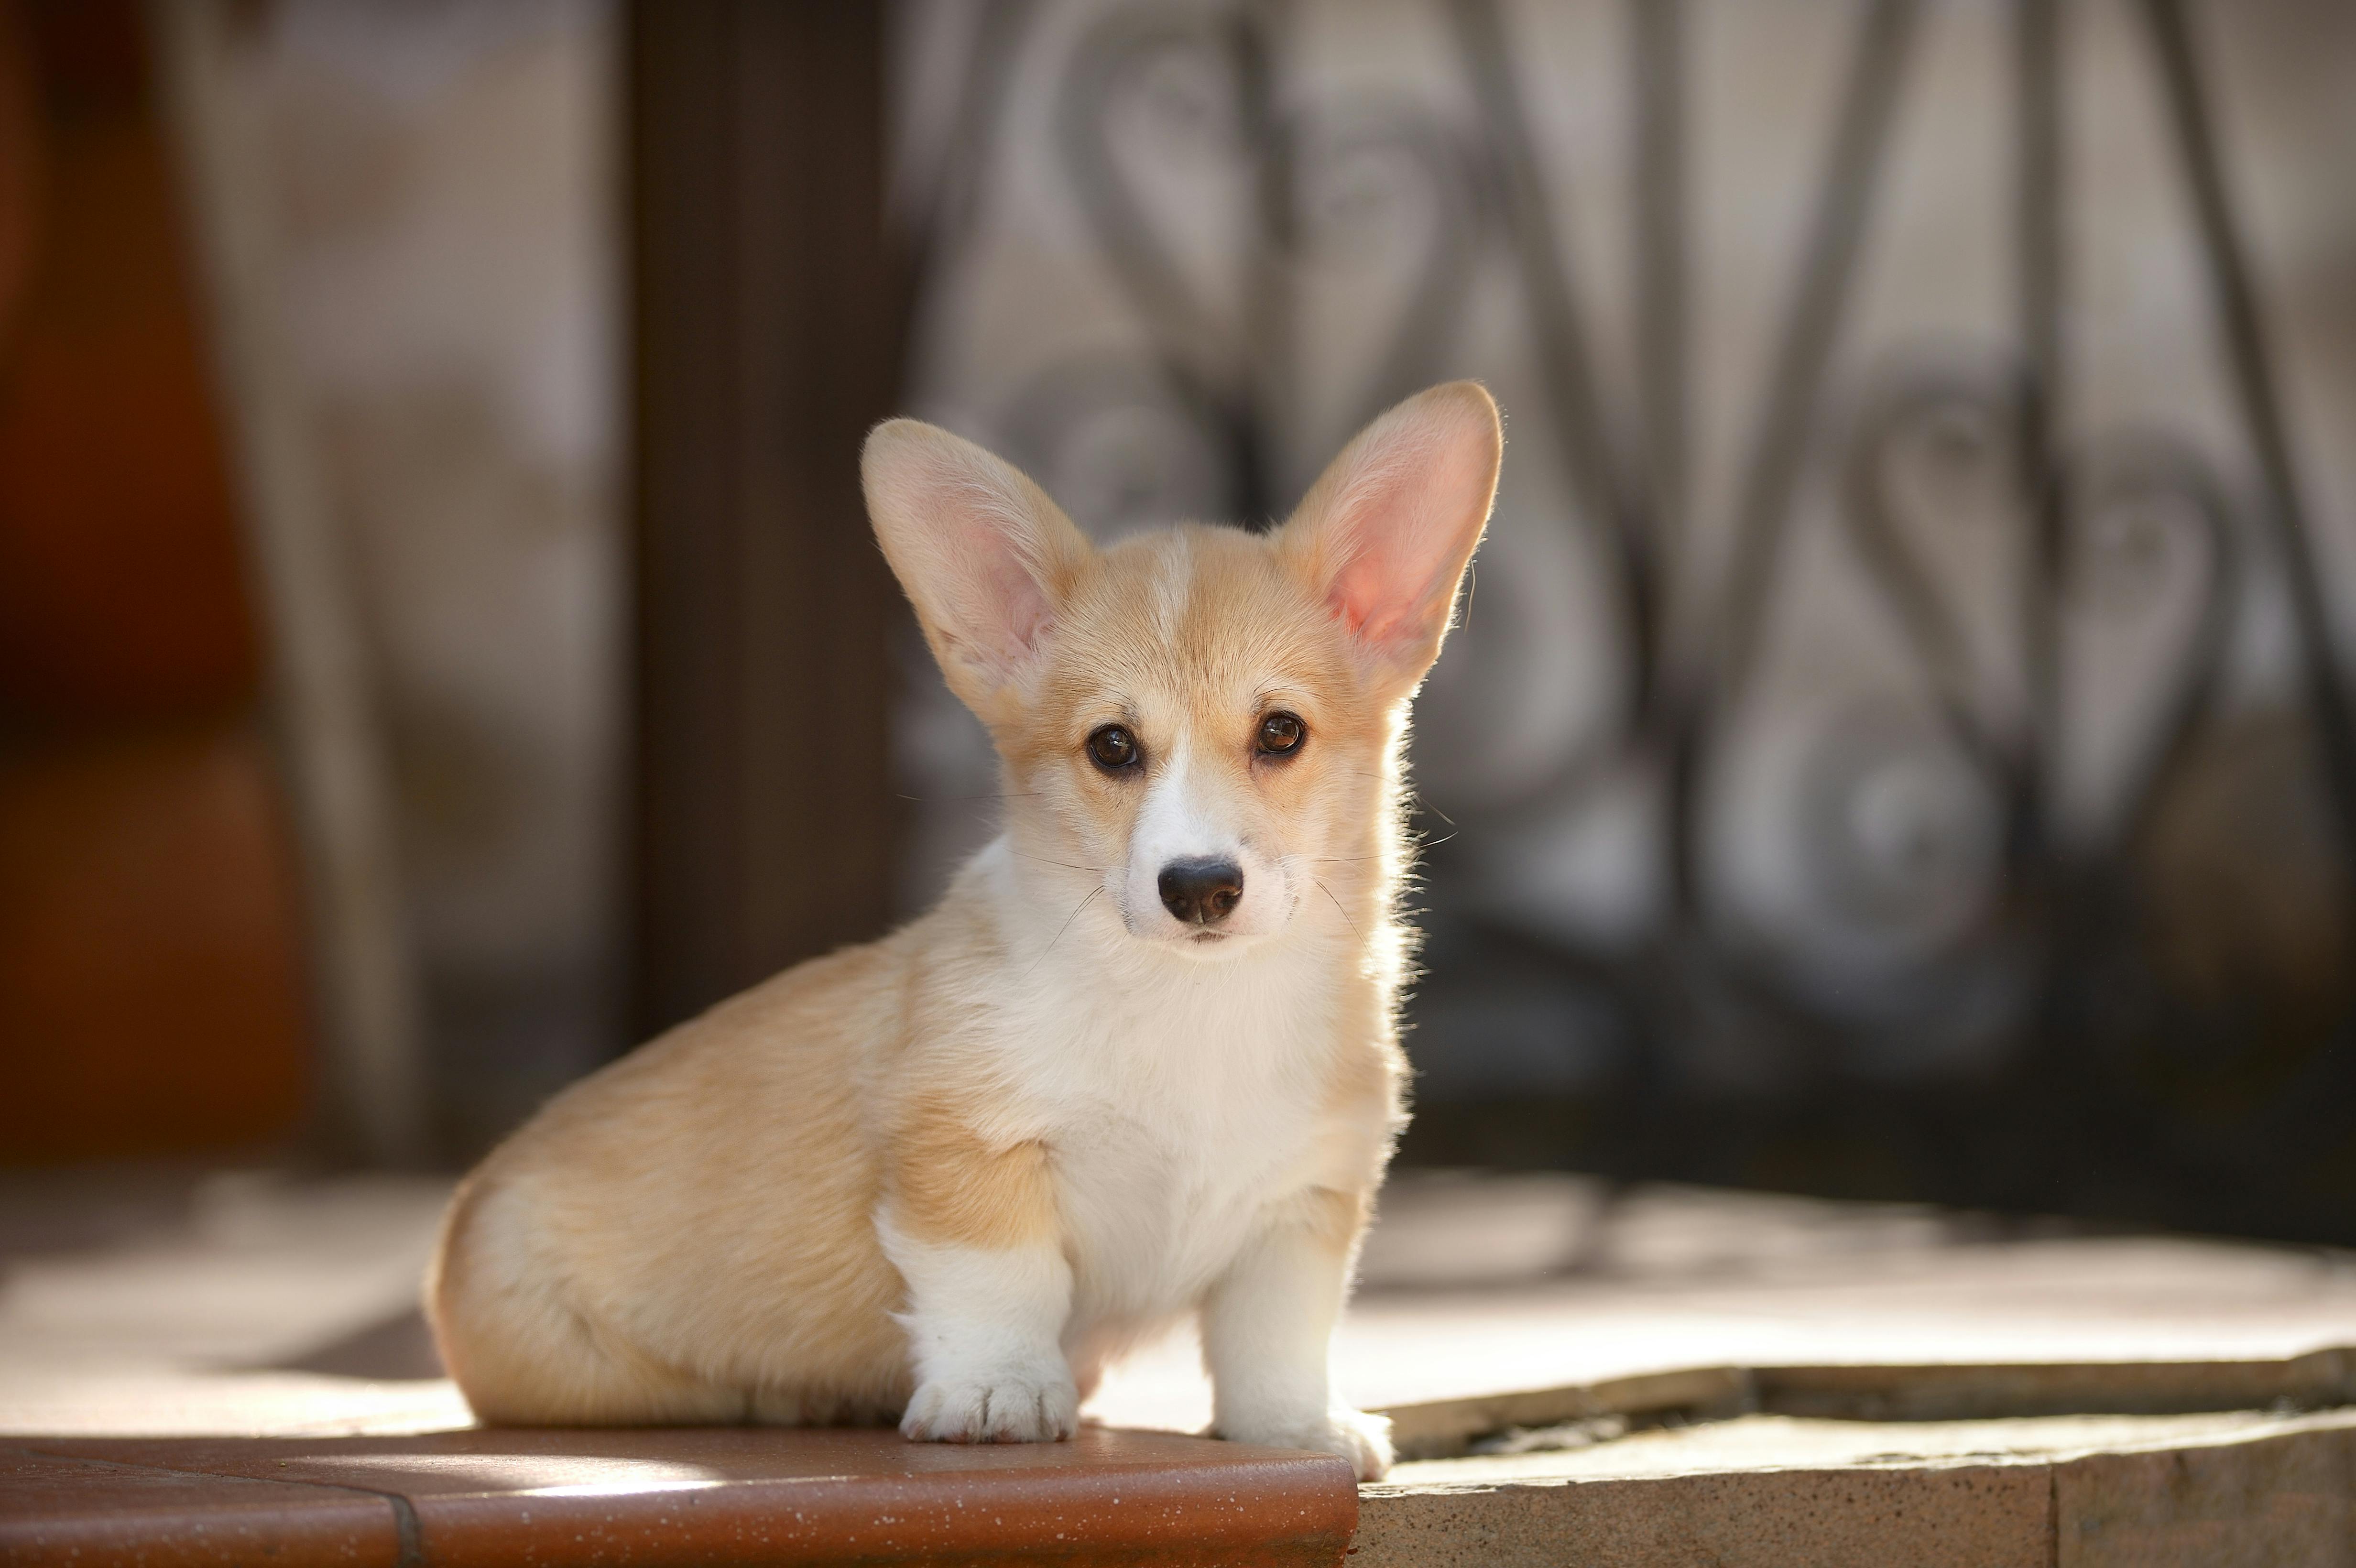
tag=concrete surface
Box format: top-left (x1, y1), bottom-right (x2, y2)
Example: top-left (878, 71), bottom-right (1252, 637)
top-left (6, 1167), bottom-right (2356, 1437)
top-left (6, 1166), bottom-right (2355, 1562)
top-left (1360, 1409), bottom-right (2356, 1568)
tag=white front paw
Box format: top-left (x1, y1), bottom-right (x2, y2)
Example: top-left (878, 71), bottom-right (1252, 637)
top-left (900, 1365), bottom-right (1079, 1444)
top-left (1219, 1406), bottom-right (1394, 1481)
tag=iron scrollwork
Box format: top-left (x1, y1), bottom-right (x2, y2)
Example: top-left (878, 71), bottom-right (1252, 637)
top-left (904, 0), bottom-right (2356, 1237)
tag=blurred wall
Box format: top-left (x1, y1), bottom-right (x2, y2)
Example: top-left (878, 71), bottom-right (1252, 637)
top-left (175, 0), bottom-right (624, 1156)
top-left (241, 1), bottom-right (622, 1154)
top-left (0, 0), bottom-right (309, 1161)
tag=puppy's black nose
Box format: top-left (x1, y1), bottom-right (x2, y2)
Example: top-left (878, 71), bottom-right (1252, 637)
top-left (1158, 858), bottom-right (1243, 926)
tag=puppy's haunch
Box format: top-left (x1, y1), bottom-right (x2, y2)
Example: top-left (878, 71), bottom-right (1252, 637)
top-left (425, 382), bottom-right (1503, 1481)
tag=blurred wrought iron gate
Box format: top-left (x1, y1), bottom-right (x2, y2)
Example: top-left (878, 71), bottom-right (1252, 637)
top-left (879, 0), bottom-right (2356, 1239)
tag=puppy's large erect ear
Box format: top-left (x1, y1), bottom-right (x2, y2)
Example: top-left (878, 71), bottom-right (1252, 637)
top-left (864, 419), bottom-right (1092, 724)
top-left (1280, 381), bottom-right (1503, 703)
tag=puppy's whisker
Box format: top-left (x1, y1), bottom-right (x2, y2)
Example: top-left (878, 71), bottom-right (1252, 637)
top-left (1312, 876), bottom-right (1366, 952)
top-left (1023, 885), bottom-right (1105, 982)
top-left (1011, 851), bottom-right (1112, 874)
top-left (895, 791), bottom-right (1047, 804)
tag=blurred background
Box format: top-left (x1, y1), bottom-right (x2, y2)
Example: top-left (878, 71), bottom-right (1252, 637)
top-left (2, 0), bottom-right (2351, 1246)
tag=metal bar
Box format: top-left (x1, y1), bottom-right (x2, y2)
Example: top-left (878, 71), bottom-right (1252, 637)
top-left (2016, 0), bottom-right (2063, 854)
top-left (897, 0), bottom-right (1036, 380)
top-left (1335, 112), bottom-right (1483, 427)
top-left (1838, 371), bottom-right (2017, 775)
top-left (1236, 0), bottom-right (1291, 522)
top-left (1057, 14), bottom-right (1237, 385)
top-left (2139, 0), bottom-right (2356, 870)
top-left (1056, 8), bottom-right (1271, 521)
top-left (2086, 443), bottom-right (2238, 853)
top-left (1669, 0), bottom-right (1922, 916)
top-left (1709, 0), bottom-right (1921, 696)
top-left (1633, 0), bottom-right (1687, 606)
top-left (1449, 0), bottom-right (1655, 714)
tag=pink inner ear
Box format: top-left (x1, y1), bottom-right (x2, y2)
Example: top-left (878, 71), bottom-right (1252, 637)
top-left (920, 473), bottom-right (1068, 687)
top-left (1328, 544), bottom-right (1436, 650)
top-left (1277, 383), bottom-right (1500, 683)
top-left (1319, 429), bottom-right (1493, 665)
top-left (969, 530), bottom-right (1055, 671)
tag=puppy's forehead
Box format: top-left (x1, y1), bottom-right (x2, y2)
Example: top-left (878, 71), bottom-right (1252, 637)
top-left (1044, 524), bottom-right (1350, 715)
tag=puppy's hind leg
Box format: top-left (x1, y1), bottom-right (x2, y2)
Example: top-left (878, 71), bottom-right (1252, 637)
top-left (427, 1180), bottom-right (740, 1426)
top-left (747, 1384), bottom-right (905, 1428)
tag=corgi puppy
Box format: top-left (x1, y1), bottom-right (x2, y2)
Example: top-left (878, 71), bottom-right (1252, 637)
top-left (425, 381), bottom-right (1503, 1481)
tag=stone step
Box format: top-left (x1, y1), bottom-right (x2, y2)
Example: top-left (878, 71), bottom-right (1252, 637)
top-left (2, 1426), bottom-right (1359, 1568)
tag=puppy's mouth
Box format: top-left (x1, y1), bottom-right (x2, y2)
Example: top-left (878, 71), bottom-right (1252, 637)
top-left (1188, 930), bottom-right (1228, 945)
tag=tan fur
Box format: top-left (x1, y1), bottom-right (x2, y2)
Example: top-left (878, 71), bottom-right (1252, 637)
top-left (429, 941), bottom-right (917, 1425)
top-left (426, 383), bottom-right (1503, 1456)
top-left (890, 1096), bottom-right (1059, 1250)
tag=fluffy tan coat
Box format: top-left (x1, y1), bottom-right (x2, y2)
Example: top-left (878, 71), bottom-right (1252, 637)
top-left (426, 382), bottom-right (1504, 1479)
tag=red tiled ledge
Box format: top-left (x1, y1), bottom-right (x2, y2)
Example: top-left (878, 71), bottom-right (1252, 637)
top-left (2, 1426), bottom-right (1360, 1568)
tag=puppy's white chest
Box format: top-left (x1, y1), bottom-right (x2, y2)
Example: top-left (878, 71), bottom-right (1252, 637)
top-left (1014, 951), bottom-right (1344, 1321)
top-left (1055, 1082), bottom-right (1320, 1322)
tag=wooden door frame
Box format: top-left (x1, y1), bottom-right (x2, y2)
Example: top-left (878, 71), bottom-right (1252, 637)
top-left (629, 0), bottom-right (906, 1040)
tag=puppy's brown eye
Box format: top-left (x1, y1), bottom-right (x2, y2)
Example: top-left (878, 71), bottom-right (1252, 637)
top-left (1087, 725), bottom-right (1140, 772)
top-left (1257, 711), bottom-right (1306, 756)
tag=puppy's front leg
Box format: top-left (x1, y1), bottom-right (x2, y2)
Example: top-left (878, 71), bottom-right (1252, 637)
top-left (1202, 1187), bottom-right (1392, 1480)
top-left (880, 1122), bottom-right (1077, 1443)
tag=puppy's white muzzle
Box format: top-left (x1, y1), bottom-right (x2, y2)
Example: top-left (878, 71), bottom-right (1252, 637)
top-left (1119, 751), bottom-right (1290, 947)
